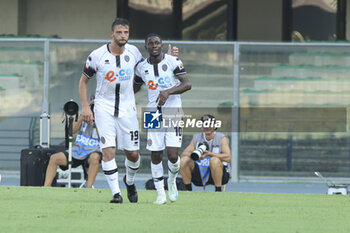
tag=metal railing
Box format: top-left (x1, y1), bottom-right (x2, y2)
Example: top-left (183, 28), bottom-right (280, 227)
top-left (1, 38), bottom-right (350, 179)
top-left (0, 116), bottom-right (38, 170)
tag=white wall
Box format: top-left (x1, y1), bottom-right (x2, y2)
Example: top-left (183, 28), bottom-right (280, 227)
top-left (25, 0), bottom-right (116, 39)
top-left (346, 0), bottom-right (350, 40)
top-left (237, 0), bottom-right (283, 41)
top-left (0, 0), bottom-right (19, 35)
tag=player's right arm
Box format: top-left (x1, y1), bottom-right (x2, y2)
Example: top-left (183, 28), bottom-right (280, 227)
top-left (79, 74), bottom-right (94, 124)
top-left (180, 139), bottom-right (195, 159)
top-left (80, 51), bottom-right (98, 124)
top-left (133, 75), bottom-right (144, 93)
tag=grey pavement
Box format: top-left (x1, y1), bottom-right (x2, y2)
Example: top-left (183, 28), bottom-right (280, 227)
top-left (0, 170), bottom-right (343, 194)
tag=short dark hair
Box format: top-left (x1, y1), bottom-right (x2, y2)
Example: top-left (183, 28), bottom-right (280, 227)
top-left (201, 114), bottom-right (217, 130)
top-left (201, 114), bottom-right (215, 122)
top-left (145, 33), bottom-right (162, 44)
top-left (111, 18), bottom-right (129, 30)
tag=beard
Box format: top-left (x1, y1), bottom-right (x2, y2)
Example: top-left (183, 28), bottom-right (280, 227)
top-left (116, 39), bottom-right (127, 47)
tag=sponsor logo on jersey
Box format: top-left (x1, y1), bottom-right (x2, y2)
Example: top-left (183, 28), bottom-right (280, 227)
top-left (147, 80), bottom-right (158, 90)
top-left (147, 76), bottom-right (172, 90)
top-left (105, 68), bottom-right (133, 82)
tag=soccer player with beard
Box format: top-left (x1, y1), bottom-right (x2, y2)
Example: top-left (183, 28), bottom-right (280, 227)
top-left (134, 33), bottom-right (191, 204)
top-left (79, 19), bottom-right (178, 204)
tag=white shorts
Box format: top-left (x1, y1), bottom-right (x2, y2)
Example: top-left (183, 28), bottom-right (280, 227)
top-left (146, 127), bottom-right (182, 151)
top-left (94, 108), bottom-right (139, 151)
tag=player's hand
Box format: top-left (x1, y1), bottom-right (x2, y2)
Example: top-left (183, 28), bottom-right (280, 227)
top-left (167, 44), bottom-right (179, 57)
top-left (156, 91), bottom-right (169, 107)
top-left (82, 105), bottom-right (94, 124)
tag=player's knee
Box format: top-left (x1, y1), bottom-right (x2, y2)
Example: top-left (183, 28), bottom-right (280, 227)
top-left (168, 153), bottom-right (178, 163)
top-left (151, 151), bottom-right (162, 164)
top-left (166, 147), bottom-right (179, 163)
top-left (102, 147), bottom-right (115, 161)
top-left (125, 150), bottom-right (139, 162)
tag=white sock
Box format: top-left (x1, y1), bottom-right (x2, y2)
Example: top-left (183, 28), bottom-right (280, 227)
top-left (102, 159), bottom-right (120, 195)
top-left (125, 156), bottom-right (140, 185)
top-left (168, 157), bottom-right (180, 182)
top-left (151, 162), bottom-right (165, 196)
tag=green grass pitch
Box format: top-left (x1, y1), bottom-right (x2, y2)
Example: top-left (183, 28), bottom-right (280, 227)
top-left (1, 186), bottom-right (350, 233)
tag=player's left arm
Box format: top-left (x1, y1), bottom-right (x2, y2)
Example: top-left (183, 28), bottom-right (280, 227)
top-left (202, 137), bottom-right (231, 163)
top-left (134, 59), bottom-right (145, 93)
top-left (157, 74), bottom-right (191, 106)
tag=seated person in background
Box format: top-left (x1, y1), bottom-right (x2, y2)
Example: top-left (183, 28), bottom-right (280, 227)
top-left (44, 96), bottom-right (101, 188)
top-left (180, 114), bottom-right (231, 192)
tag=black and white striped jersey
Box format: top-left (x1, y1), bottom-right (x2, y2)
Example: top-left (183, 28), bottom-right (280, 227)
top-left (83, 43), bottom-right (142, 117)
top-left (135, 54), bottom-right (186, 109)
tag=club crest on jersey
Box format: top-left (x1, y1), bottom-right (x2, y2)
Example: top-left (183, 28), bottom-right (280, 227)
top-left (124, 55), bottom-right (130, 62)
top-left (178, 62), bottom-right (184, 70)
top-left (85, 56), bottom-right (92, 68)
top-left (162, 64), bottom-right (168, 71)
